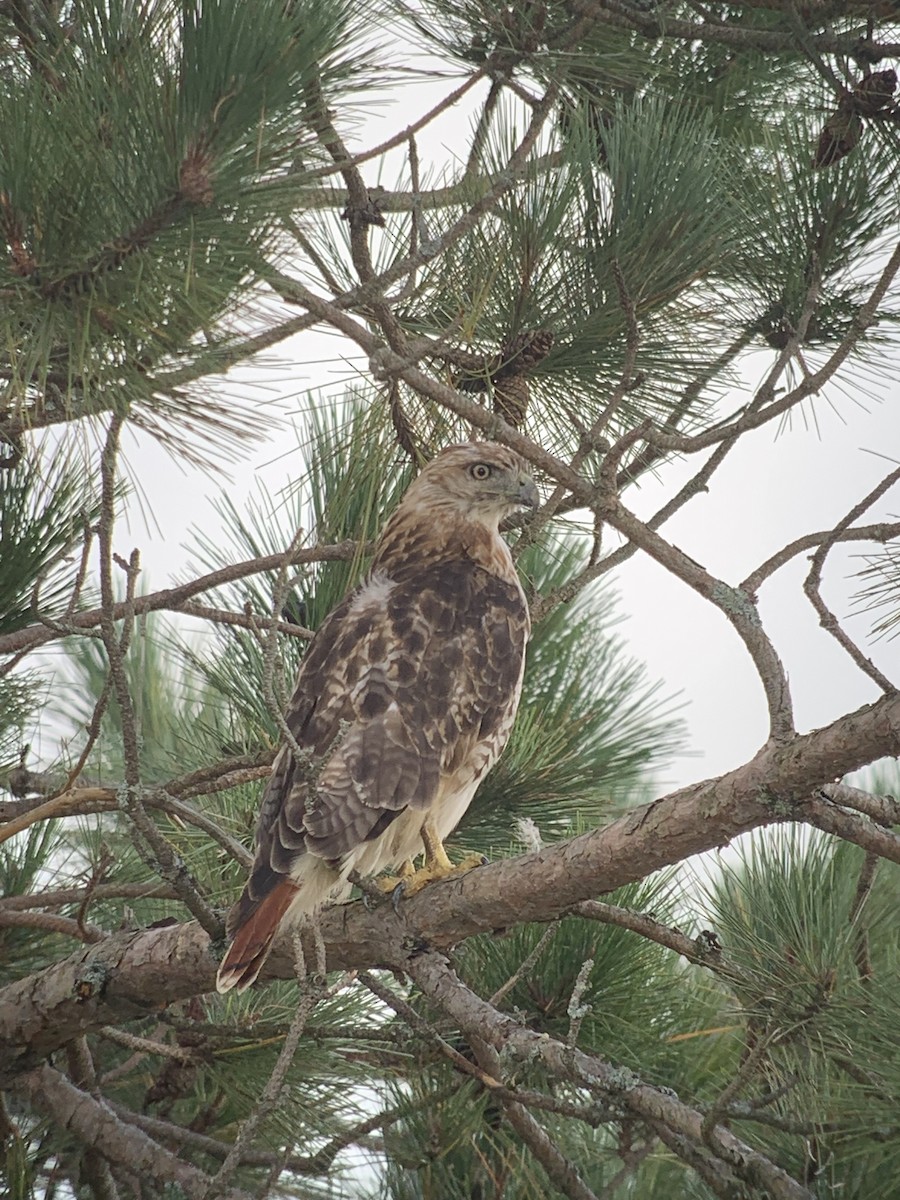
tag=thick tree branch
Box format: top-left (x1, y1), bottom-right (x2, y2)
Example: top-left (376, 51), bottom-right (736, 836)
top-left (2, 689), bottom-right (899, 1083)
top-left (12, 1063), bottom-right (251, 1200)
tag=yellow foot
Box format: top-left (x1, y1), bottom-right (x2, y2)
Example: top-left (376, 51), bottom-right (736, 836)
top-left (394, 850), bottom-right (488, 898)
top-left (375, 859), bottom-right (416, 893)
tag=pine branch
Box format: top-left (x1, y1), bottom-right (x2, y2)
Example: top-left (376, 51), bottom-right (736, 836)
top-left (568, 0), bottom-right (900, 58)
top-left (406, 950), bottom-right (813, 1200)
top-left (4, 688), bottom-right (900, 1083)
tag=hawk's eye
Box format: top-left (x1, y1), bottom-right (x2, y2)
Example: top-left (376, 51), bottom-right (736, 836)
top-left (470, 463), bottom-right (492, 481)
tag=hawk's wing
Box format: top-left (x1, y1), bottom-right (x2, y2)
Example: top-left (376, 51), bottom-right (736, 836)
top-left (230, 557), bottom-right (528, 931)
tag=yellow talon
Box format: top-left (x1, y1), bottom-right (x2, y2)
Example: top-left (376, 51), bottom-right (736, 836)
top-left (386, 824), bottom-right (487, 897)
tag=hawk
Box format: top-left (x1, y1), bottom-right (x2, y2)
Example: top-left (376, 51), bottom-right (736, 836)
top-left (216, 442), bottom-right (538, 992)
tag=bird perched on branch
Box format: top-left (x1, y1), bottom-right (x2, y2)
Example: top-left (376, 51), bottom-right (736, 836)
top-left (216, 442), bottom-right (538, 992)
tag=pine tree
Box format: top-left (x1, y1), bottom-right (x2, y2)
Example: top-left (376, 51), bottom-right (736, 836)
top-left (2, 3), bottom-right (900, 1198)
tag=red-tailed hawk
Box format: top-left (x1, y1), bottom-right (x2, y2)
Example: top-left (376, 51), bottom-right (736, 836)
top-left (216, 442), bottom-right (537, 992)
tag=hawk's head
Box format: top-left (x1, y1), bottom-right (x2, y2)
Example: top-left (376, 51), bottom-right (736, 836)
top-left (405, 442), bottom-right (539, 528)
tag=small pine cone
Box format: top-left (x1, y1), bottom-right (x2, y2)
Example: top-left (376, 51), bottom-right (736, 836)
top-left (813, 110), bottom-right (862, 168)
top-left (849, 69), bottom-right (897, 116)
top-left (496, 329), bottom-right (554, 376)
top-left (448, 347), bottom-right (495, 392)
top-left (493, 373), bottom-right (530, 428)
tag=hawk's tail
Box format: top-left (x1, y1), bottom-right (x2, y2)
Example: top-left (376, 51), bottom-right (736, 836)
top-left (215, 879), bottom-right (300, 994)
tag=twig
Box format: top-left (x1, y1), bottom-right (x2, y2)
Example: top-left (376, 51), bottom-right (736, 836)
top-left (0, 882), bottom-right (175, 912)
top-left (573, 900), bottom-right (722, 969)
top-left (0, 542), bottom-right (359, 660)
top-left (618, 328), bottom-right (755, 487)
top-left (179, 601), bottom-right (313, 640)
top-left (0, 908), bottom-right (105, 943)
top-left (700, 1032), bottom-right (777, 1144)
top-left (110, 1094), bottom-right (432, 1176)
top-left (99, 1026), bottom-right (204, 1064)
top-left (464, 78), bottom-right (503, 180)
top-left (303, 69), bottom-right (486, 182)
top-left (489, 921), bottom-right (560, 1007)
top-left (802, 465), bottom-right (900, 693)
top-left (566, 957), bottom-right (594, 1047)
top-left (742, 521), bottom-right (900, 596)
top-left (0, 786), bottom-right (254, 866)
top-left (848, 850), bottom-right (878, 982)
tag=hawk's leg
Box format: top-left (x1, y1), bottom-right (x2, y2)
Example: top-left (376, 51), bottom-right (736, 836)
top-left (421, 821), bottom-right (453, 872)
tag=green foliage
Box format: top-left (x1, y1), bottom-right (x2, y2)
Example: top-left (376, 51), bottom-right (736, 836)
top-left (0, 0), bottom-right (379, 456)
top-left (853, 542), bottom-right (900, 641)
top-left (0, 449), bottom-right (101, 635)
top-left (0, 675), bottom-right (39, 775)
top-left (692, 828), bottom-right (900, 1199)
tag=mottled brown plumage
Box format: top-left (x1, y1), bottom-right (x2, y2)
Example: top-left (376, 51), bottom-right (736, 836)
top-left (216, 442), bottom-right (537, 992)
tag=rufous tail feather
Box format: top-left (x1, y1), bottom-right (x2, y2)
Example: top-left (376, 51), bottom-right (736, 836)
top-left (216, 880), bottom-right (299, 994)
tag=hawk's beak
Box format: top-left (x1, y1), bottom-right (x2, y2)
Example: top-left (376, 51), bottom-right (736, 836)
top-left (515, 477), bottom-right (539, 510)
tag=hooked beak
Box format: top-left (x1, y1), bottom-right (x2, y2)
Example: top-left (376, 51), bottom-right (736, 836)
top-left (514, 476), bottom-right (540, 510)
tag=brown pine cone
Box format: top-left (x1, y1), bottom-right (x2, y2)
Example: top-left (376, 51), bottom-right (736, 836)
top-left (848, 69), bottom-right (897, 117)
top-left (495, 328), bottom-right (554, 377)
top-left (813, 110), bottom-right (863, 168)
top-left (493, 373), bottom-right (531, 428)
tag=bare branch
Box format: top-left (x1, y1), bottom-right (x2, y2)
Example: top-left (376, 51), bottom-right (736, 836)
top-left (802, 466), bottom-right (900, 693)
top-left (0, 542), bottom-right (359, 661)
top-left (742, 522), bottom-right (900, 596)
top-left (0, 908), bottom-right (105, 943)
top-left (801, 794), bottom-right (900, 865)
top-left (572, 901), bottom-right (722, 969)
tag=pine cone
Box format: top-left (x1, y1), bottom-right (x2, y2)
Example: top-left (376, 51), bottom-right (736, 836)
top-left (813, 110), bottom-right (862, 168)
top-left (495, 328), bottom-right (554, 377)
top-left (849, 69), bottom-right (897, 117)
top-left (493, 373), bottom-right (531, 428)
